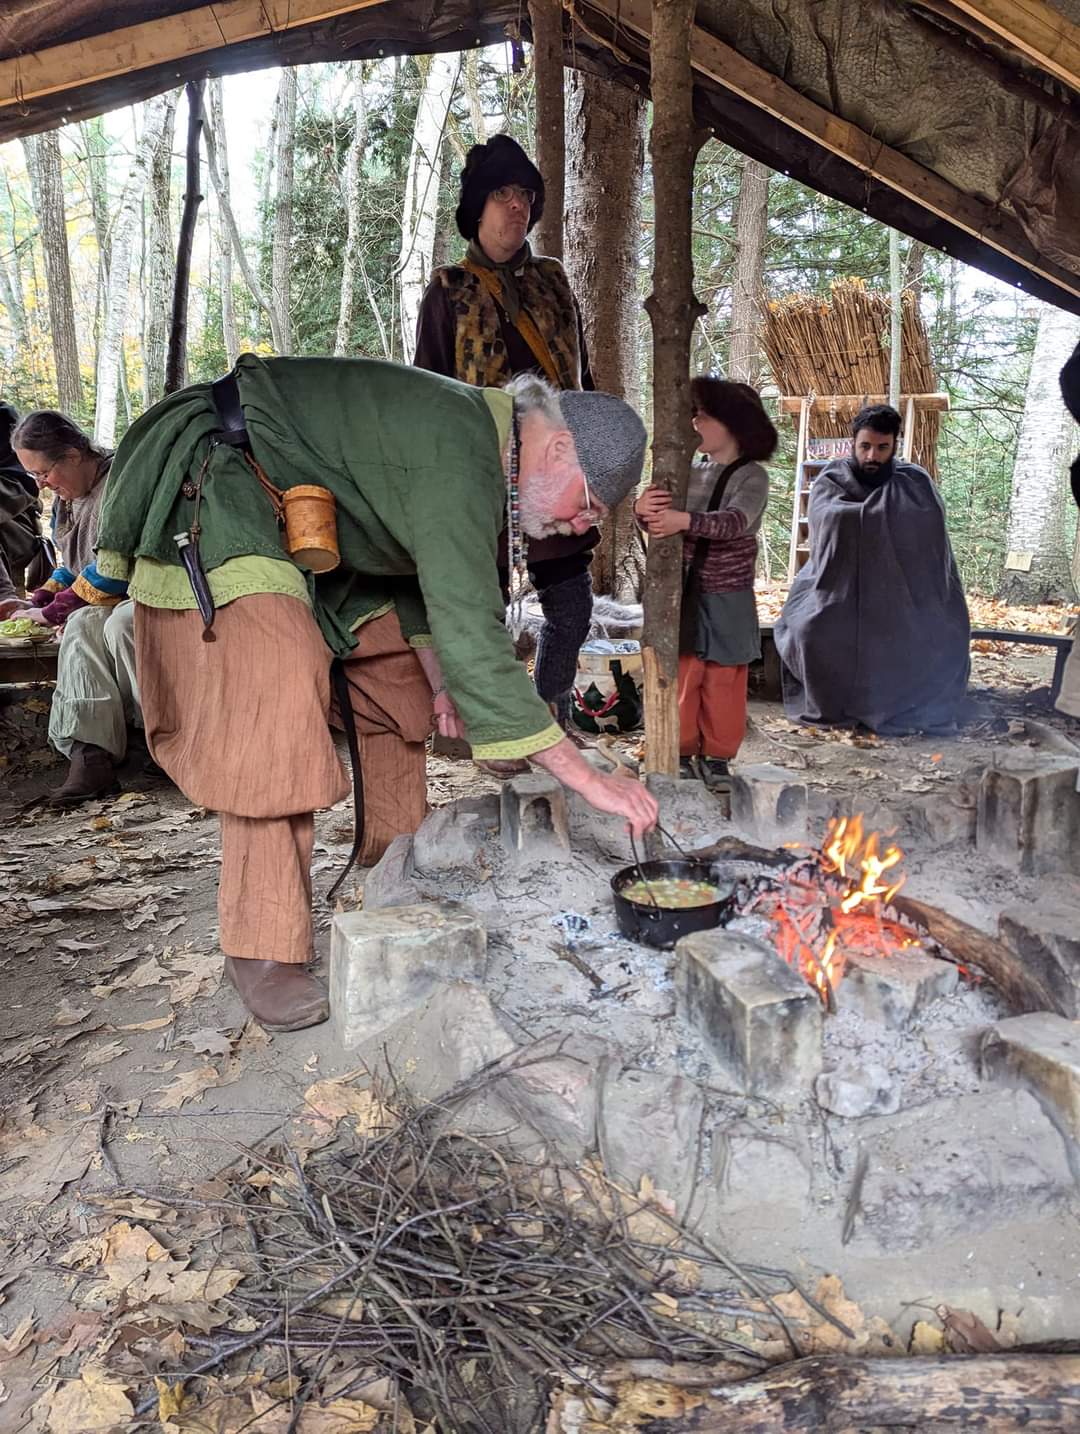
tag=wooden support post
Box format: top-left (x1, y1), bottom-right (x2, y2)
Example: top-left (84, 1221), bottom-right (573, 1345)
top-left (528, 0), bottom-right (565, 260)
top-left (903, 394), bottom-right (916, 461)
top-left (165, 80), bottom-right (205, 395)
top-left (641, 0), bottom-right (707, 775)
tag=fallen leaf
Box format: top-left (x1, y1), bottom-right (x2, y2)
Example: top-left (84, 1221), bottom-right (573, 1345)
top-left (287, 1081), bottom-right (389, 1157)
top-left (938, 1304), bottom-right (1001, 1354)
top-left (82, 1040), bottom-right (129, 1069)
top-left (55, 998), bottom-right (92, 1027)
top-left (56, 938), bottom-right (103, 953)
top-left (151, 1066), bottom-right (220, 1112)
top-left (40, 1364), bottom-right (133, 1433)
top-left (0, 1314), bottom-right (34, 1357)
top-left (166, 950), bottom-right (222, 1005)
top-left (115, 954), bottom-right (169, 989)
top-left (176, 1028), bottom-right (233, 1059)
top-left (28, 884), bottom-right (165, 915)
top-left (156, 1377), bottom-right (187, 1419)
top-left (116, 1013), bottom-right (175, 1033)
top-left (910, 1318), bottom-right (945, 1354)
top-left (0, 1118), bottom-right (99, 1205)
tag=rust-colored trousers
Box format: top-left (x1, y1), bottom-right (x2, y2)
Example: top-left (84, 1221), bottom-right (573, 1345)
top-left (135, 595), bottom-right (432, 963)
top-left (678, 655), bottom-right (748, 761)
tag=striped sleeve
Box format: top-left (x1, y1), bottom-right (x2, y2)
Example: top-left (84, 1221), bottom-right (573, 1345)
top-left (71, 561), bottom-right (129, 607)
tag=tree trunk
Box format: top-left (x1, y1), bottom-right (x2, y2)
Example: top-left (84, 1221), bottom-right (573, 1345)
top-left (22, 130), bottom-right (82, 415)
top-left (209, 79), bottom-right (240, 366)
top-left (728, 156), bottom-right (770, 387)
top-left (1000, 304), bottom-right (1080, 604)
top-left (81, 116), bottom-right (111, 364)
top-left (550, 1354), bottom-right (1080, 1431)
top-left (165, 81), bottom-right (205, 394)
top-left (205, 115), bottom-right (280, 348)
top-left (905, 239), bottom-right (928, 303)
top-left (528, 0), bottom-right (565, 260)
top-left (397, 53), bottom-right (458, 361)
top-left (94, 93), bottom-right (172, 448)
top-left (565, 67), bottom-right (646, 600)
top-left (642, 0), bottom-right (708, 774)
top-left (464, 49), bottom-right (488, 144)
top-left (0, 248), bottom-right (29, 356)
top-left (335, 63), bottom-right (369, 357)
top-left (143, 93), bottom-right (178, 406)
top-left (271, 68), bottom-right (298, 354)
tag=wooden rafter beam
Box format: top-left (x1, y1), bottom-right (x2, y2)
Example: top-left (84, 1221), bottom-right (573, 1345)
top-left (0, 0), bottom-right (392, 111)
top-left (580, 0), bottom-right (1080, 304)
top-left (779, 393), bottom-right (950, 413)
top-left (943, 0), bottom-right (1080, 92)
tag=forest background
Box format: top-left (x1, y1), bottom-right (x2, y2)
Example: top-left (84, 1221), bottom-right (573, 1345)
top-left (0, 45), bottom-right (1077, 606)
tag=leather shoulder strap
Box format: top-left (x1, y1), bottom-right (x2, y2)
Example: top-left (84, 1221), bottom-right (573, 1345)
top-left (210, 372), bottom-right (250, 448)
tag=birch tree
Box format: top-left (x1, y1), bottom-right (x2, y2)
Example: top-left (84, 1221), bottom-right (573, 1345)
top-left (209, 79), bottom-right (239, 365)
top-left (271, 68), bottom-right (298, 354)
top-left (397, 53), bottom-right (459, 361)
top-left (94, 93), bottom-right (172, 447)
top-left (335, 64), bottom-right (369, 356)
top-left (143, 95), bottom-right (178, 406)
top-left (22, 130), bottom-right (82, 414)
top-left (728, 156), bottom-right (770, 387)
top-left (1000, 303), bottom-right (1080, 604)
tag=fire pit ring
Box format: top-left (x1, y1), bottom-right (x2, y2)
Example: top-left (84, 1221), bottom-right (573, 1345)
top-left (610, 858), bottom-right (740, 950)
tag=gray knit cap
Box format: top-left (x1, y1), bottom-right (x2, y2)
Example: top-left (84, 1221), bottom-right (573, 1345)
top-left (559, 391), bottom-right (647, 509)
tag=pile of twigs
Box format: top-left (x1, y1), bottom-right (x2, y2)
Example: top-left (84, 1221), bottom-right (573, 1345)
top-left (148, 1081), bottom-right (834, 1432)
top-left (760, 278), bottom-right (940, 474)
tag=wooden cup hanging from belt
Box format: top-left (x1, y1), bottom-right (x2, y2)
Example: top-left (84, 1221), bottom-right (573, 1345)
top-left (245, 456), bottom-right (340, 573)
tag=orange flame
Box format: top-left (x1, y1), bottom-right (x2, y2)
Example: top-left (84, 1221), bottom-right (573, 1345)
top-left (751, 814), bottom-right (913, 1007)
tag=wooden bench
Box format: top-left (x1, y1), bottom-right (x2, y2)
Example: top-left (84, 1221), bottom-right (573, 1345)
top-left (971, 627), bottom-right (1074, 706)
top-left (0, 640), bottom-right (60, 685)
top-left (754, 624), bottom-right (1074, 706)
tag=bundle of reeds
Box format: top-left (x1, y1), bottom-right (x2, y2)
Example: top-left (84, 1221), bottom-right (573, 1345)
top-left (760, 278), bottom-right (940, 474)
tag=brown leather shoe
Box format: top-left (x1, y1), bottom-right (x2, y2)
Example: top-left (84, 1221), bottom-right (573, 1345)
top-left (49, 741), bottom-right (120, 807)
top-left (224, 957), bottom-right (330, 1032)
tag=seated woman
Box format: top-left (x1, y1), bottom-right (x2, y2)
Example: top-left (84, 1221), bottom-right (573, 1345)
top-left (634, 377), bottom-right (776, 786)
top-left (774, 403), bottom-right (970, 735)
top-left (3, 411), bottom-right (139, 805)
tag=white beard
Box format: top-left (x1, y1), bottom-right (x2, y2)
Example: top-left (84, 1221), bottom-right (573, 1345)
top-left (519, 473), bottom-right (574, 538)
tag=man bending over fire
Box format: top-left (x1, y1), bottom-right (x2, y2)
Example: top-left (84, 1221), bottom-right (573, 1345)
top-left (95, 357), bottom-right (657, 1032)
top-left (775, 403), bottom-right (970, 734)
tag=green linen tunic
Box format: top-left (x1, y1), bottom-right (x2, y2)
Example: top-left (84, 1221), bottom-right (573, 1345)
top-left (96, 354), bottom-right (561, 761)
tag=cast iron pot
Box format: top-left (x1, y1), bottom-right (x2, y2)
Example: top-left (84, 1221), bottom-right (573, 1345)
top-left (611, 858), bottom-right (739, 951)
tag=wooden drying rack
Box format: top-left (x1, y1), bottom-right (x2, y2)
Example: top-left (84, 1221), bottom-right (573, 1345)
top-left (783, 392), bottom-right (950, 582)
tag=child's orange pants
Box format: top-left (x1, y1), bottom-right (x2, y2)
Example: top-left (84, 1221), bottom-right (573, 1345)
top-left (678, 655), bottom-right (748, 760)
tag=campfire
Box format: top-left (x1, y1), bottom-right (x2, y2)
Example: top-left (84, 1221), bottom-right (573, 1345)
top-left (738, 815), bottom-right (919, 1008)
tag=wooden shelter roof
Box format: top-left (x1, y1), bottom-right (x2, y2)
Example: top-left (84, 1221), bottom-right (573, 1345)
top-left (2, 0), bottom-right (1080, 314)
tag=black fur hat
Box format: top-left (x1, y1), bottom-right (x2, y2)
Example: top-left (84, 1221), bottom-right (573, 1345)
top-left (455, 134), bottom-right (545, 242)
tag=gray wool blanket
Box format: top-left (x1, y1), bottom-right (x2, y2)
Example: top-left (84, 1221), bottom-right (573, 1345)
top-left (774, 458), bottom-right (970, 734)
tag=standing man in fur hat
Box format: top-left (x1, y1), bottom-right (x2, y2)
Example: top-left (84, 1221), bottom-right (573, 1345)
top-left (414, 134), bottom-right (599, 760)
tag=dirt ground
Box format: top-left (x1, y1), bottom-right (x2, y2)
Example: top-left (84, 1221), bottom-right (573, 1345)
top-left (0, 618), bottom-right (1078, 1428)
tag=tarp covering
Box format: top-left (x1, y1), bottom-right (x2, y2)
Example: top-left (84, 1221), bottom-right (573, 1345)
top-left (1, 0), bottom-right (1079, 310)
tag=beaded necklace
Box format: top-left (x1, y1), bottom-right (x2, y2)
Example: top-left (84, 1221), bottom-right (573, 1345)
top-left (505, 404), bottom-right (530, 638)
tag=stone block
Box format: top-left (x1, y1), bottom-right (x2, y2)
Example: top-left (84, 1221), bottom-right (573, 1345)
top-left (642, 773), bottom-right (727, 858)
top-left (906, 791), bottom-right (977, 847)
top-left (853, 1089), bottom-right (1074, 1252)
top-left (412, 795), bottom-right (499, 874)
top-left (330, 904), bottom-right (487, 1048)
top-left (713, 1126), bottom-right (812, 1206)
top-left (358, 982), bottom-right (517, 1102)
top-left (496, 1032), bottom-right (610, 1161)
top-left (675, 930), bottom-right (822, 1099)
top-left (500, 773), bottom-right (570, 857)
top-left (729, 764), bottom-right (807, 846)
top-left (837, 950), bottom-right (958, 1030)
top-left (815, 1063), bottom-right (900, 1118)
top-left (976, 754), bottom-right (1080, 876)
top-left (982, 1013), bottom-right (1080, 1142)
top-left (999, 898), bottom-right (1080, 1019)
top-left (598, 1065), bottom-right (705, 1214)
top-left (361, 834), bottom-right (425, 912)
